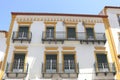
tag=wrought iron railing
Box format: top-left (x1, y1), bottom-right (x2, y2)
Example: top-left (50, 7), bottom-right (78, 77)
top-left (42, 63), bottom-right (79, 74)
top-left (42, 32), bottom-right (106, 41)
top-left (94, 63), bottom-right (116, 73)
top-left (6, 62), bottom-right (29, 73)
top-left (12, 31), bottom-right (32, 43)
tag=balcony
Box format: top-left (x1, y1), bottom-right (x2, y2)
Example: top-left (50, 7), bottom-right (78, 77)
top-left (6, 63), bottom-right (29, 78)
top-left (42, 32), bottom-right (106, 44)
top-left (12, 31), bottom-right (32, 43)
top-left (94, 63), bottom-right (116, 76)
top-left (41, 63), bottom-right (79, 78)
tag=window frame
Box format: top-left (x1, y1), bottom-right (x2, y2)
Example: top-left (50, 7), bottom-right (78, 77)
top-left (44, 49), bottom-right (59, 72)
top-left (62, 50), bottom-right (77, 72)
top-left (94, 51), bottom-right (109, 72)
top-left (66, 27), bottom-right (76, 39)
top-left (44, 22), bottom-right (56, 39)
top-left (84, 23), bottom-right (95, 39)
top-left (11, 51), bottom-right (28, 72)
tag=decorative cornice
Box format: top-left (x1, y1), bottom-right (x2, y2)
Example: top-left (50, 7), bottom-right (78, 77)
top-left (15, 16), bottom-right (103, 24)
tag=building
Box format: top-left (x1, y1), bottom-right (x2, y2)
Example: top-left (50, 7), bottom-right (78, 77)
top-left (0, 12), bottom-right (117, 80)
top-left (99, 6), bottom-right (120, 79)
top-left (0, 31), bottom-right (7, 70)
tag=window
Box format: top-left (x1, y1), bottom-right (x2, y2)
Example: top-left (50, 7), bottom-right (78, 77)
top-left (118, 15), bottom-right (120, 26)
top-left (96, 54), bottom-right (109, 72)
top-left (12, 54), bottom-right (25, 72)
top-left (46, 27), bottom-right (54, 39)
top-left (18, 26), bottom-right (29, 39)
top-left (45, 54), bottom-right (57, 73)
top-left (67, 27), bottom-right (76, 39)
top-left (86, 28), bottom-right (94, 39)
top-left (64, 54), bottom-right (75, 73)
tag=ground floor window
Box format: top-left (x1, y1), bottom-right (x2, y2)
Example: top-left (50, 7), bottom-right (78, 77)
top-left (12, 54), bottom-right (25, 72)
top-left (45, 54), bottom-right (57, 73)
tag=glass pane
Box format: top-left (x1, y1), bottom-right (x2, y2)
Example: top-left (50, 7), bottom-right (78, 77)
top-left (18, 27), bottom-right (29, 38)
top-left (64, 54), bottom-right (75, 70)
top-left (19, 27), bottom-right (29, 32)
top-left (46, 27), bottom-right (54, 38)
top-left (67, 27), bottom-right (76, 39)
top-left (86, 28), bottom-right (94, 38)
top-left (46, 55), bottom-right (57, 70)
top-left (96, 54), bottom-right (109, 70)
top-left (13, 54), bottom-right (25, 71)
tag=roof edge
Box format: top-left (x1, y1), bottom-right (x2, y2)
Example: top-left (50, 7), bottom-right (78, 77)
top-left (0, 30), bottom-right (7, 33)
top-left (11, 12), bottom-right (108, 18)
top-left (105, 6), bottom-right (120, 9)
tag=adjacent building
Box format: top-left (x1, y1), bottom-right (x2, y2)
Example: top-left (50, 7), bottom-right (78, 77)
top-left (0, 31), bottom-right (7, 69)
top-left (100, 6), bottom-right (120, 79)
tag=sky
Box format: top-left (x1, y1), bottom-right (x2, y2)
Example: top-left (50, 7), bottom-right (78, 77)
top-left (0, 0), bottom-right (120, 31)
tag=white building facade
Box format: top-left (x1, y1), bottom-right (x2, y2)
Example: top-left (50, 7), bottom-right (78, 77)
top-left (2, 12), bottom-right (117, 80)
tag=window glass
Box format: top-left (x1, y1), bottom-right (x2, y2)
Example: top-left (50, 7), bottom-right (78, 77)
top-left (46, 27), bottom-right (54, 39)
top-left (86, 28), bottom-right (94, 39)
top-left (64, 54), bottom-right (75, 70)
top-left (18, 26), bottom-right (29, 38)
top-left (46, 54), bottom-right (57, 70)
top-left (67, 27), bottom-right (76, 39)
top-left (13, 54), bottom-right (25, 72)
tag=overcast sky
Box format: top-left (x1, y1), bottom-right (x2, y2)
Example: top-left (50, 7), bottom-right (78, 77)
top-left (0, 0), bottom-right (120, 31)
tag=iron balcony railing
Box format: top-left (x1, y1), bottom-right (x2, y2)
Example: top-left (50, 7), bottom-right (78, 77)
top-left (12, 31), bottom-right (32, 43)
top-left (94, 63), bottom-right (116, 75)
top-left (42, 63), bottom-right (79, 74)
top-left (6, 62), bottom-right (29, 73)
top-left (6, 62), bottom-right (29, 78)
top-left (42, 32), bottom-right (106, 42)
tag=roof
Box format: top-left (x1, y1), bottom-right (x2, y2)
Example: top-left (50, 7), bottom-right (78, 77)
top-left (105, 6), bottom-right (120, 9)
top-left (11, 12), bottom-right (107, 18)
top-left (0, 30), bottom-right (7, 33)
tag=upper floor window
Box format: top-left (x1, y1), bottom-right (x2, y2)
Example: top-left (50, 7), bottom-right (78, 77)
top-left (86, 28), bottom-right (94, 39)
top-left (12, 25), bottom-right (32, 43)
top-left (118, 15), bottom-right (120, 26)
top-left (18, 26), bottom-right (29, 39)
top-left (67, 27), bottom-right (76, 39)
top-left (46, 26), bottom-right (54, 39)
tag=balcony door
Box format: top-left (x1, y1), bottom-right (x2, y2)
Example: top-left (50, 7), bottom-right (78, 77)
top-left (67, 27), bottom-right (76, 39)
top-left (46, 27), bottom-right (54, 39)
top-left (46, 54), bottom-right (57, 73)
top-left (86, 28), bottom-right (94, 39)
top-left (64, 54), bottom-right (75, 73)
top-left (18, 26), bottom-right (29, 39)
top-left (96, 54), bottom-right (109, 72)
top-left (13, 54), bottom-right (25, 72)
